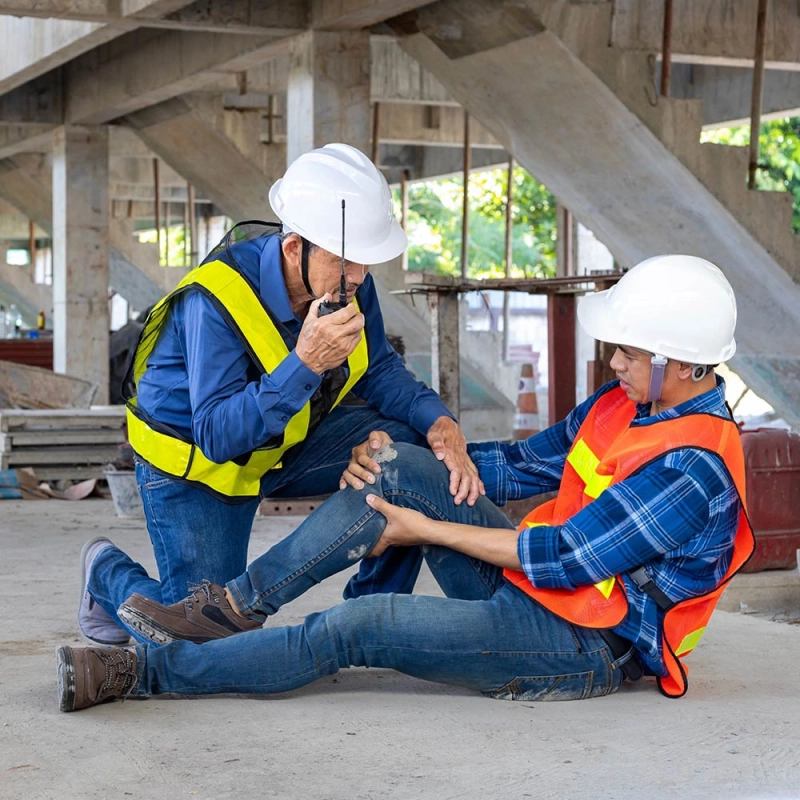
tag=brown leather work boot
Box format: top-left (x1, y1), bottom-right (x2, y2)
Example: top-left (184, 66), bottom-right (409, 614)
top-left (57, 645), bottom-right (139, 712)
top-left (117, 580), bottom-right (262, 645)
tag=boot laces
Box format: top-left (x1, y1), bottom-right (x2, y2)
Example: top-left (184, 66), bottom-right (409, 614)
top-left (99, 649), bottom-right (139, 699)
top-left (185, 579), bottom-right (221, 610)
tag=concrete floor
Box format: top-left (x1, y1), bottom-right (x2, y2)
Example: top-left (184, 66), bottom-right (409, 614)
top-left (2, 497), bottom-right (800, 800)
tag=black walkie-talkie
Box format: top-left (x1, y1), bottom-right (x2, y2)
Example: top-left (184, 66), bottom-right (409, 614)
top-left (318, 199), bottom-right (348, 316)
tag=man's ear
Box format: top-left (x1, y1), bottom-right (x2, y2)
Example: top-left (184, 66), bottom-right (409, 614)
top-left (676, 362), bottom-right (694, 382)
top-left (281, 233), bottom-right (302, 266)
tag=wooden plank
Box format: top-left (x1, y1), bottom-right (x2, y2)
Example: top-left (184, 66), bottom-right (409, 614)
top-left (0, 429), bottom-right (127, 447)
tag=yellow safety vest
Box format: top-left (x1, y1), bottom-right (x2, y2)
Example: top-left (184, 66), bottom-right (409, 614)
top-left (126, 259), bottom-right (369, 501)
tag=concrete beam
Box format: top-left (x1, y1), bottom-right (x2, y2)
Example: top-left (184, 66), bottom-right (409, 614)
top-left (311, 0), bottom-right (437, 30)
top-left (0, 72), bottom-right (62, 126)
top-left (380, 143), bottom-right (507, 183)
top-left (123, 97), bottom-right (279, 221)
top-left (671, 64), bottom-right (800, 129)
top-left (371, 35), bottom-right (455, 106)
top-left (287, 30), bottom-right (371, 163)
top-left (379, 102), bottom-right (502, 148)
top-left (0, 18), bottom-right (124, 95)
top-left (0, 0), bottom-right (307, 35)
top-left (0, 0), bottom-right (256, 98)
top-left (0, 152), bottom-right (172, 310)
top-left (612, 0), bottom-right (800, 71)
top-left (64, 28), bottom-right (292, 124)
top-left (0, 127), bottom-right (55, 159)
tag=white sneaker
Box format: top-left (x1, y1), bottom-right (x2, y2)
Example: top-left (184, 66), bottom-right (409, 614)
top-left (78, 537), bottom-right (131, 646)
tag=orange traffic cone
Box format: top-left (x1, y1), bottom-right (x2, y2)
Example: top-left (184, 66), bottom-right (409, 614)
top-left (513, 359), bottom-right (540, 440)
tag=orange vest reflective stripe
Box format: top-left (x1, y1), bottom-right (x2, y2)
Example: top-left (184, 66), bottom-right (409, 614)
top-left (503, 386), bottom-right (754, 698)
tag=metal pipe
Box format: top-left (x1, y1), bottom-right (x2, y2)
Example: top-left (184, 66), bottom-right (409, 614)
top-left (562, 206), bottom-right (574, 277)
top-left (504, 157), bottom-right (514, 277)
top-left (660, 0), bottom-right (674, 97)
top-left (502, 156), bottom-right (514, 360)
top-left (183, 194), bottom-right (190, 268)
top-left (153, 158), bottom-right (161, 265)
top-left (188, 183), bottom-right (197, 265)
top-left (400, 168), bottom-right (410, 271)
top-left (28, 219), bottom-right (36, 281)
top-left (371, 101), bottom-right (381, 166)
top-left (165, 197), bottom-right (170, 268)
top-left (461, 110), bottom-right (471, 279)
top-left (748, 0), bottom-right (769, 190)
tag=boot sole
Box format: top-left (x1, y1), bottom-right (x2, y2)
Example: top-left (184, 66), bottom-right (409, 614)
top-left (117, 605), bottom-right (218, 645)
top-left (56, 646), bottom-right (76, 712)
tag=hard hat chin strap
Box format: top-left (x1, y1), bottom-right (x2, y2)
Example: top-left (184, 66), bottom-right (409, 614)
top-left (300, 237), bottom-right (318, 299)
top-left (647, 355), bottom-right (669, 403)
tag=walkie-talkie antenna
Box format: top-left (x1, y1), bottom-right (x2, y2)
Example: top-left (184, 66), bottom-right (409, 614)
top-left (339, 199), bottom-right (347, 306)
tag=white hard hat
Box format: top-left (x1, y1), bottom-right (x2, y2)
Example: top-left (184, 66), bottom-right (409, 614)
top-left (578, 254), bottom-right (737, 364)
top-left (268, 143), bottom-right (407, 265)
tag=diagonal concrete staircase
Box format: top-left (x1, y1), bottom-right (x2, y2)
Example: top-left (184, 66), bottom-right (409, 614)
top-left (395, 0), bottom-right (800, 426)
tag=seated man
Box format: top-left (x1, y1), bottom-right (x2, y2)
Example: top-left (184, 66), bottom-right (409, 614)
top-left (56, 254), bottom-right (754, 711)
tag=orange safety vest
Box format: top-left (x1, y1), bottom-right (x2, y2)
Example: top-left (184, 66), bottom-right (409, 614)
top-left (504, 386), bottom-right (754, 698)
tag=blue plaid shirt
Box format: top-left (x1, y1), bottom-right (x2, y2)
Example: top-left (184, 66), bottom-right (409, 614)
top-left (467, 378), bottom-right (741, 676)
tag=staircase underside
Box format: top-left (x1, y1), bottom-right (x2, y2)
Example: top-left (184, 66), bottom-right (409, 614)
top-left (399, 22), bottom-right (800, 426)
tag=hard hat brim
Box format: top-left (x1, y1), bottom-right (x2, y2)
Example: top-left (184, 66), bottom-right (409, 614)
top-left (577, 288), bottom-right (618, 344)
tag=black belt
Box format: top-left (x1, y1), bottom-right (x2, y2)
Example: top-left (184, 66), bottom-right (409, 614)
top-left (598, 629), bottom-right (643, 682)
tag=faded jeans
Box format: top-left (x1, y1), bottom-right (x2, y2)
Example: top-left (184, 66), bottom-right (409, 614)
top-left (133, 443), bottom-right (626, 702)
top-left (88, 406), bottom-right (425, 643)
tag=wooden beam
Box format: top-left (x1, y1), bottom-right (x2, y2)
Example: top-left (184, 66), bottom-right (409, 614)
top-left (429, 289), bottom-right (460, 418)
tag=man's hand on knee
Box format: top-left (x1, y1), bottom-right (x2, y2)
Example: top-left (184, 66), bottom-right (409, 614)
top-left (426, 416), bottom-right (485, 507)
top-left (340, 430), bottom-right (394, 491)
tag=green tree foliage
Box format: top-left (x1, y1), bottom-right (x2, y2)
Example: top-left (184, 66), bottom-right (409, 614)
top-left (397, 167), bottom-right (557, 278)
top-left (702, 117), bottom-right (800, 233)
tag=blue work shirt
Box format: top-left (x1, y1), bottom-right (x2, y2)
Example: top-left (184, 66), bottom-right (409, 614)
top-left (468, 377), bottom-right (741, 676)
top-left (136, 233), bottom-right (451, 464)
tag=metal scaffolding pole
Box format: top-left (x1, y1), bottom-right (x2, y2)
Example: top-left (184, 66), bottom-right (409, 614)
top-left (371, 101), bottom-right (381, 166)
top-left (660, 0), bottom-right (674, 97)
top-left (188, 183), bottom-right (197, 266)
top-left (502, 156), bottom-right (514, 360)
top-left (153, 158), bottom-right (161, 265)
top-left (400, 168), bottom-right (410, 271)
top-left (461, 110), bottom-right (471, 279)
top-left (748, 0), bottom-right (769, 190)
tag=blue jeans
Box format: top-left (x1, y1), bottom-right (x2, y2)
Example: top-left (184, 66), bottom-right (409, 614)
top-left (133, 444), bottom-right (626, 701)
top-left (88, 406), bottom-right (426, 643)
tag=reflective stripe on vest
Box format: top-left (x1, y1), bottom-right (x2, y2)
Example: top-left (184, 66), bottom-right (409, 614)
top-left (126, 259), bottom-right (369, 500)
top-left (503, 386), bottom-right (754, 697)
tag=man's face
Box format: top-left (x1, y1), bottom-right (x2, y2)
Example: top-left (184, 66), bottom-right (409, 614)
top-left (309, 246), bottom-right (369, 302)
top-left (609, 344), bottom-right (657, 404)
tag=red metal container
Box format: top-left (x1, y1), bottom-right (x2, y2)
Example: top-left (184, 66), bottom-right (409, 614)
top-left (739, 427), bottom-right (800, 572)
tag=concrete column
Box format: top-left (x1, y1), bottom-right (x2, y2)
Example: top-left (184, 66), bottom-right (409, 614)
top-left (287, 30), bottom-right (371, 164)
top-left (52, 125), bottom-right (110, 403)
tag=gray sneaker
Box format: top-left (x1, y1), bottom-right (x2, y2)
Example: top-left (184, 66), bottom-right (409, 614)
top-left (78, 537), bottom-right (130, 646)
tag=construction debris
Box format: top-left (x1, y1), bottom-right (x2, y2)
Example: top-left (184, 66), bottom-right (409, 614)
top-left (0, 407), bottom-right (127, 481)
top-left (0, 359), bottom-right (97, 409)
